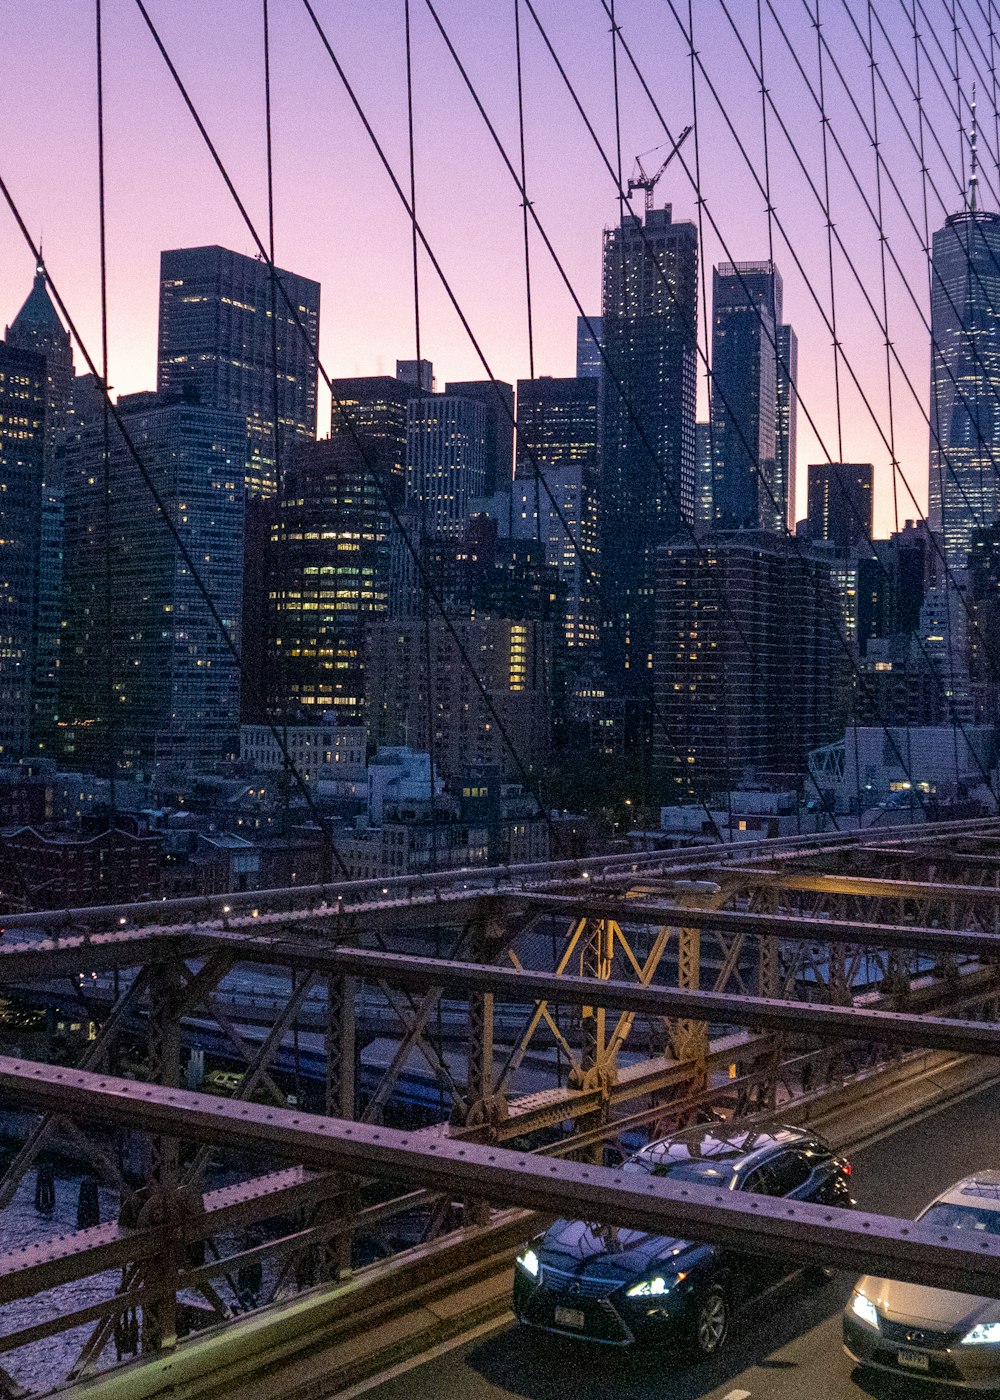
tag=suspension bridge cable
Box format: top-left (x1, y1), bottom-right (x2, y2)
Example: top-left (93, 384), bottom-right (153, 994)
top-left (812, 0), bottom-right (844, 462)
top-left (687, 0), bottom-right (736, 837)
top-left (514, 0), bottom-right (536, 382)
top-left (401, 0), bottom-right (439, 872)
top-left (95, 0), bottom-right (119, 850)
top-left (866, 0), bottom-right (901, 536)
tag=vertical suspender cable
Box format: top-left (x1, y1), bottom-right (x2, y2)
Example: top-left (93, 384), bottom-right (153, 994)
top-left (689, 0), bottom-right (735, 839)
top-left (403, 0), bottom-right (436, 868)
top-left (262, 0), bottom-right (292, 848)
top-left (95, 0), bottom-right (119, 884)
top-left (813, 0), bottom-right (844, 463)
top-left (868, 1), bottom-right (900, 536)
top-left (514, 0), bottom-right (536, 383)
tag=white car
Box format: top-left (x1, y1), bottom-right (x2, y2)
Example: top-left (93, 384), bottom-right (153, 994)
top-left (844, 1171), bottom-right (1000, 1390)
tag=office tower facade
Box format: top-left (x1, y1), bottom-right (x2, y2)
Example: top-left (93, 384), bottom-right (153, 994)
top-left (331, 374), bottom-right (417, 498)
top-left (445, 380), bottom-right (515, 498)
top-left (405, 395), bottom-right (487, 540)
top-left (654, 532), bottom-right (843, 798)
top-left (694, 420), bottom-right (713, 532)
top-left (601, 205), bottom-right (698, 685)
top-left (711, 262), bottom-right (780, 532)
top-left (365, 615), bottom-right (552, 783)
top-left (157, 245), bottom-right (320, 498)
top-left (267, 435), bottom-right (392, 723)
top-left (513, 376), bottom-right (600, 656)
top-left (776, 322), bottom-right (798, 530)
top-left (576, 316), bottom-right (604, 378)
top-left (60, 393), bottom-right (245, 770)
top-left (396, 358), bottom-right (434, 393)
top-left (0, 344), bottom-right (46, 759)
top-left (806, 462), bottom-right (875, 550)
top-left (6, 261), bottom-right (76, 753)
top-left (928, 207), bottom-right (1000, 567)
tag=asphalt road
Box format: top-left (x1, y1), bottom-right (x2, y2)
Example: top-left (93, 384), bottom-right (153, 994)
top-left (361, 1078), bottom-right (1000, 1400)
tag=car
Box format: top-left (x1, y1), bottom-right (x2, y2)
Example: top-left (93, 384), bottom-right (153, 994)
top-left (513, 1123), bottom-right (852, 1356)
top-left (844, 1170), bottom-right (1000, 1390)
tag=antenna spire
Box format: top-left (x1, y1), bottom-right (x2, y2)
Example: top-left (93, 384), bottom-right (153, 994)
top-left (970, 82), bottom-right (979, 213)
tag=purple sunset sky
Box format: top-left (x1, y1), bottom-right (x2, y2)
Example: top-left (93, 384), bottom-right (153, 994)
top-left (0, 0), bottom-right (990, 534)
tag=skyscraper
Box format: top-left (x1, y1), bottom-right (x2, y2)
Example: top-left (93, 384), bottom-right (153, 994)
top-left (445, 380), bottom-right (515, 498)
top-left (60, 393), bottom-right (245, 770)
top-left (806, 462), bottom-right (874, 551)
top-left (776, 323), bottom-right (798, 531)
top-left (157, 245), bottom-right (320, 498)
top-left (0, 344), bottom-right (46, 759)
top-left (365, 615), bottom-right (551, 783)
top-left (405, 395), bottom-right (487, 541)
top-left (6, 260), bottom-right (76, 753)
top-left (576, 316), bottom-right (604, 378)
top-left (267, 435), bottom-right (392, 723)
top-left (711, 262), bottom-right (780, 532)
top-left (513, 376), bottom-right (600, 656)
top-left (396, 358), bottom-right (434, 393)
top-left (928, 204), bottom-right (1000, 567)
top-left (600, 205), bottom-right (698, 685)
top-left (654, 532), bottom-right (842, 799)
top-left (694, 420), bottom-right (713, 532)
top-left (331, 374), bottom-right (418, 498)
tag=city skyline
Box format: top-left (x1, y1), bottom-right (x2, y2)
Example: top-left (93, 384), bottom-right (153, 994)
top-left (0, 0), bottom-right (985, 537)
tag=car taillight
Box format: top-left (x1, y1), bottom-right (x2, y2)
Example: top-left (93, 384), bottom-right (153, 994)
top-left (840, 1160), bottom-right (852, 1177)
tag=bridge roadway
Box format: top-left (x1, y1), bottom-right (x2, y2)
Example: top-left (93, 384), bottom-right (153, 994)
top-left (361, 1078), bottom-right (1000, 1400)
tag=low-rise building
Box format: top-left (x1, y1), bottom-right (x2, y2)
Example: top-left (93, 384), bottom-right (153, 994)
top-left (240, 718), bottom-right (366, 786)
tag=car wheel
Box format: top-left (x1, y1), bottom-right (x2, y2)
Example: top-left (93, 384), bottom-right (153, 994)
top-left (692, 1285), bottom-right (729, 1357)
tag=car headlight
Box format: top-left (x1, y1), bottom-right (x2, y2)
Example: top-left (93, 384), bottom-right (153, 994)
top-left (516, 1248), bottom-right (540, 1277)
top-left (626, 1271), bottom-right (686, 1298)
top-left (850, 1292), bottom-right (880, 1330)
top-left (961, 1321), bottom-right (1000, 1345)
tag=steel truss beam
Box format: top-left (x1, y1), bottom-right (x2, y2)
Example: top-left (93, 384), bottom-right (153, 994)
top-left (3, 1058), bottom-right (1000, 1297)
top-left (514, 894), bottom-right (1000, 957)
top-left (268, 947), bottom-right (1000, 1057)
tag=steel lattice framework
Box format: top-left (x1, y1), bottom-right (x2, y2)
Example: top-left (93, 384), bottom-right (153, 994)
top-left (1, 821), bottom-right (1000, 1393)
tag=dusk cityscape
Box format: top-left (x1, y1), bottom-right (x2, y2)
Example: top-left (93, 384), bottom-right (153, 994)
top-left (6, 4), bottom-right (1000, 1399)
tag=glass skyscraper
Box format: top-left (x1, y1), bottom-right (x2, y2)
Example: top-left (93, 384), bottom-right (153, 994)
top-left (60, 394), bottom-right (246, 770)
top-left (576, 316), bottom-right (604, 378)
top-left (928, 207), bottom-right (1000, 567)
top-left (158, 245), bottom-right (320, 499)
top-left (711, 262), bottom-right (780, 532)
top-left (5, 261), bottom-right (76, 754)
top-left (514, 375), bottom-right (600, 656)
top-left (600, 205), bottom-right (698, 686)
top-left (0, 343), bottom-right (46, 759)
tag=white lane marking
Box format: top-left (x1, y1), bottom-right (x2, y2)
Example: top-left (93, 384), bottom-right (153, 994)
top-left (722, 1392), bottom-right (752, 1400)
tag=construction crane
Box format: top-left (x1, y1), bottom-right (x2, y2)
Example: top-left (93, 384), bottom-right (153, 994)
top-left (626, 125), bottom-right (693, 214)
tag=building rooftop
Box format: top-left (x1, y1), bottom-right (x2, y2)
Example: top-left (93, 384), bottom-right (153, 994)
top-left (7, 262), bottom-right (66, 338)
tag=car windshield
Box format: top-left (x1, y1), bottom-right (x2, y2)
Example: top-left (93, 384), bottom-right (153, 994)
top-left (624, 1155), bottom-right (734, 1187)
top-left (919, 1202), bottom-right (1000, 1235)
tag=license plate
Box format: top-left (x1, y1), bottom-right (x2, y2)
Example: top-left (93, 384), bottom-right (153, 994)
top-left (897, 1349), bottom-right (930, 1371)
top-left (554, 1306), bottom-right (586, 1330)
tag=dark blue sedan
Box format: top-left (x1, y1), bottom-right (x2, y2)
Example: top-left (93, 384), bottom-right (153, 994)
top-left (513, 1123), bottom-right (852, 1358)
